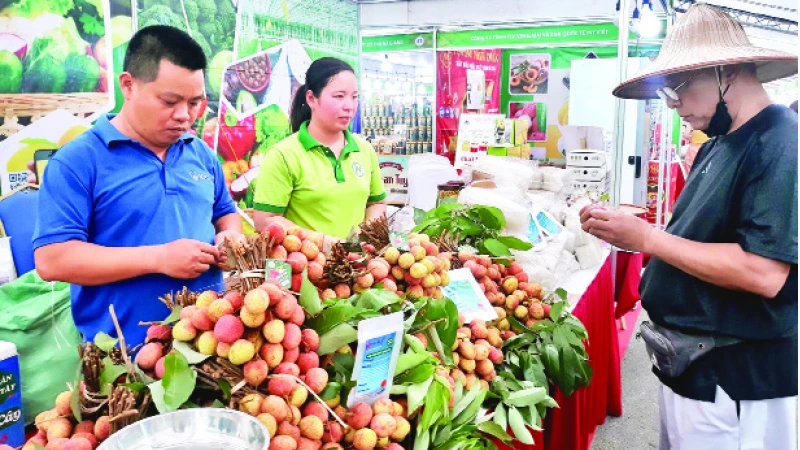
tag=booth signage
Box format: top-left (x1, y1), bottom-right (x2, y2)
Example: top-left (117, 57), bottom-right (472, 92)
top-left (362, 33), bottom-right (435, 52)
top-left (438, 23), bottom-right (625, 48)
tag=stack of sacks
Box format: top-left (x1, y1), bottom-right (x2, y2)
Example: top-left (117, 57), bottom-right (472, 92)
top-left (459, 185), bottom-right (531, 235)
top-left (563, 200), bottom-right (604, 269)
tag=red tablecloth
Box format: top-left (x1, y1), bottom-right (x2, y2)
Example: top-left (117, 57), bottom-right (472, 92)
top-left (614, 251), bottom-right (644, 319)
top-left (494, 256), bottom-right (623, 450)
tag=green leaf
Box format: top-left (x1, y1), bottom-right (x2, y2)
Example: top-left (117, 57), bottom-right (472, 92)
top-left (496, 235), bottom-right (533, 251)
top-left (550, 301), bottom-right (566, 321)
top-left (455, 216), bottom-right (483, 236)
top-left (527, 405), bottom-right (543, 431)
top-left (478, 421), bottom-right (513, 443)
top-left (354, 289), bottom-right (402, 310)
top-left (172, 340), bottom-right (211, 365)
top-left (508, 407), bottom-right (535, 445)
top-left (148, 380), bottom-right (168, 413)
top-left (454, 389), bottom-right (487, 426)
top-left (395, 352), bottom-right (433, 376)
top-left (391, 385), bottom-right (409, 395)
top-left (554, 288), bottom-right (568, 301)
top-left (306, 304), bottom-right (371, 336)
top-left (407, 376), bottom-right (434, 417)
top-left (494, 403), bottom-right (508, 432)
top-left (319, 382), bottom-right (342, 401)
top-left (413, 207), bottom-right (427, 225)
top-left (477, 206), bottom-right (506, 230)
top-left (211, 399), bottom-right (227, 408)
top-left (161, 353), bottom-right (197, 412)
top-left (98, 358), bottom-right (127, 396)
top-left (160, 307), bottom-right (183, 325)
top-left (120, 382), bottom-right (147, 392)
top-left (506, 387), bottom-right (547, 407)
top-left (453, 384), bottom-right (482, 421)
top-left (299, 269), bottom-right (323, 316)
top-left (395, 363), bottom-right (436, 385)
top-left (541, 343), bottom-right (560, 384)
top-left (420, 379), bottom-right (449, 430)
top-left (94, 332), bottom-right (118, 353)
top-left (414, 429), bottom-right (431, 450)
top-left (432, 203), bottom-right (463, 219)
top-left (404, 334), bottom-right (428, 354)
top-left (218, 379), bottom-right (232, 402)
top-left (482, 238), bottom-right (512, 257)
top-left (317, 323), bottom-right (358, 355)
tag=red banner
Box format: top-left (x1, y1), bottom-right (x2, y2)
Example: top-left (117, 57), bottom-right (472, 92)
top-left (436, 49), bottom-right (502, 160)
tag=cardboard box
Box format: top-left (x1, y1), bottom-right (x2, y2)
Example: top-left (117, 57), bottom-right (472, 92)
top-left (568, 164), bottom-right (608, 182)
top-left (567, 149), bottom-right (607, 167)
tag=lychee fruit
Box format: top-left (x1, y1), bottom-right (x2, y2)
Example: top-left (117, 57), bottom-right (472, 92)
top-left (94, 416), bottom-right (110, 441)
top-left (356, 273), bottom-right (374, 289)
top-left (47, 417), bottom-right (73, 440)
top-left (307, 262), bottom-right (324, 282)
top-left (297, 352), bottom-right (320, 374)
top-left (270, 245), bottom-right (289, 260)
top-left (269, 376), bottom-right (298, 397)
top-left (257, 413), bottom-right (278, 438)
top-left (370, 413), bottom-right (397, 439)
top-left (305, 367), bottom-right (328, 394)
top-left (216, 342), bottom-right (232, 358)
top-left (245, 288), bottom-right (270, 314)
top-left (299, 415), bottom-right (324, 440)
top-left (270, 435), bottom-right (298, 450)
top-left (145, 324), bottom-right (172, 342)
top-left (322, 421), bottom-right (344, 444)
top-left (196, 331), bottom-right (219, 355)
top-left (276, 295), bottom-right (299, 320)
top-left (214, 314), bottom-right (245, 344)
top-left (225, 291), bottom-right (245, 310)
top-left (284, 346), bottom-right (300, 364)
top-left (347, 402), bottom-right (373, 429)
top-left (301, 240), bottom-right (320, 261)
top-left (529, 303), bottom-right (545, 320)
top-left (265, 222), bottom-right (286, 245)
top-left (289, 384), bottom-right (308, 407)
top-left (283, 235), bottom-right (302, 253)
top-left (334, 284), bottom-right (351, 299)
top-left (135, 342), bottom-right (163, 371)
top-left (353, 428), bottom-right (377, 450)
top-left (68, 435), bottom-right (96, 450)
top-left (244, 359), bottom-right (270, 386)
top-left (288, 252), bottom-right (309, 274)
top-left (229, 339), bottom-right (256, 365)
top-left (195, 290), bottom-right (218, 308)
top-left (304, 402), bottom-right (329, 422)
top-left (179, 305), bottom-right (197, 320)
top-left (263, 319), bottom-right (286, 344)
top-left (239, 393), bottom-right (264, 416)
top-left (301, 329), bottom-right (320, 352)
top-left (190, 307), bottom-right (215, 331)
top-left (290, 305), bottom-right (306, 326)
top-left (390, 415), bottom-right (410, 441)
top-left (283, 323), bottom-right (302, 350)
top-left (259, 342), bottom-right (284, 368)
top-left (240, 308), bottom-right (267, 328)
top-left (44, 438), bottom-right (69, 450)
top-left (261, 395), bottom-right (290, 422)
top-left (208, 298), bottom-right (234, 322)
top-left (297, 437), bottom-right (322, 450)
top-left (275, 362), bottom-right (301, 377)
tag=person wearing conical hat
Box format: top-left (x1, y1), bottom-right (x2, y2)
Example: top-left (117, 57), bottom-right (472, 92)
top-left (581, 4), bottom-right (797, 449)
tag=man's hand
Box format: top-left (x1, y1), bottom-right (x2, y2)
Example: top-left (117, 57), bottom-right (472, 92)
top-left (580, 205), bottom-right (654, 252)
top-left (159, 239), bottom-right (219, 279)
top-left (214, 230), bottom-right (246, 271)
top-left (322, 234), bottom-right (342, 254)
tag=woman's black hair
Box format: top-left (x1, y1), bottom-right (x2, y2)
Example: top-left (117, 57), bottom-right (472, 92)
top-left (290, 57), bottom-right (355, 133)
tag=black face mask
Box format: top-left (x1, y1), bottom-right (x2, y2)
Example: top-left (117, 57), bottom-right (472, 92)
top-left (702, 69), bottom-right (733, 137)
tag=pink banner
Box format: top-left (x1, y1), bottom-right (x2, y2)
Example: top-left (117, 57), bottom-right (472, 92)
top-left (436, 49), bottom-right (502, 160)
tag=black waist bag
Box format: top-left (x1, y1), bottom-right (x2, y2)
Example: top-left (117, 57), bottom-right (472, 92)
top-left (638, 321), bottom-right (742, 378)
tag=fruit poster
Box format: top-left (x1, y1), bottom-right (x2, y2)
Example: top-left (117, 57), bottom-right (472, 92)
top-left (209, 0), bottom-right (360, 210)
top-left (436, 49), bottom-right (501, 158)
top-left (508, 53), bottom-right (550, 95)
top-left (0, 110), bottom-right (90, 194)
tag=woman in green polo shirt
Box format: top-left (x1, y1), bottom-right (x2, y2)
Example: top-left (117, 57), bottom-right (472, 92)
top-left (253, 57), bottom-right (386, 244)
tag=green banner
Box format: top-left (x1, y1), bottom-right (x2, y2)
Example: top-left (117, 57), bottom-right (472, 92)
top-left (362, 33), bottom-right (434, 52)
top-left (438, 23), bottom-right (628, 49)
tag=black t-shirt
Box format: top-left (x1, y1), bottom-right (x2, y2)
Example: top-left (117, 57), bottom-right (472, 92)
top-left (640, 104), bottom-right (798, 402)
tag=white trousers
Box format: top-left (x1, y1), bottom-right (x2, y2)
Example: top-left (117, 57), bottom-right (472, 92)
top-left (659, 383), bottom-right (798, 450)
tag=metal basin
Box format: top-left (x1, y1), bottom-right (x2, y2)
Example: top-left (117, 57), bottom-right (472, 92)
top-left (97, 408), bottom-right (268, 450)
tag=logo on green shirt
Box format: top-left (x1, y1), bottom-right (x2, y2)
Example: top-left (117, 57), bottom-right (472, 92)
top-left (352, 161), bottom-right (365, 177)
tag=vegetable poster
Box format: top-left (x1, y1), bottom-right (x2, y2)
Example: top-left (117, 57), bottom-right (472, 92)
top-left (210, 0), bottom-right (360, 211)
top-left (435, 49), bottom-right (501, 159)
top-left (0, 0), bottom-right (115, 133)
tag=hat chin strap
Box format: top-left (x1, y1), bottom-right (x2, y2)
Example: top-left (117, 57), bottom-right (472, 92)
top-left (715, 66), bottom-right (732, 102)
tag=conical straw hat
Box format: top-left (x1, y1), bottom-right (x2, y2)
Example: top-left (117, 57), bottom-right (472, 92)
top-left (613, 3), bottom-right (798, 99)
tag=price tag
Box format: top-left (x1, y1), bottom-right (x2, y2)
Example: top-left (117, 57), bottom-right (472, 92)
top-left (534, 210), bottom-right (564, 236)
top-left (440, 268), bottom-right (498, 323)
top-left (348, 313), bottom-right (404, 407)
top-left (264, 259), bottom-right (292, 289)
top-left (388, 231), bottom-right (410, 251)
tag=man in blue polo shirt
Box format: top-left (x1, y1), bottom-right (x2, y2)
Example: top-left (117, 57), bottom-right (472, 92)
top-left (33, 26), bottom-right (243, 346)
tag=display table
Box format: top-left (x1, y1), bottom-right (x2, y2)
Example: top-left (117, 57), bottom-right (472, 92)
top-left (494, 254), bottom-right (623, 450)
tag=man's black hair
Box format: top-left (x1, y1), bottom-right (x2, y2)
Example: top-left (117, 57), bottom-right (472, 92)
top-left (123, 25), bottom-right (207, 82)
